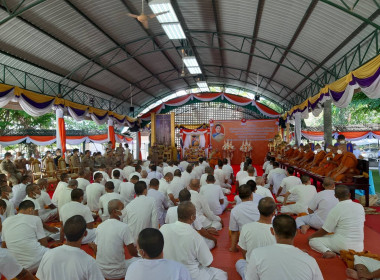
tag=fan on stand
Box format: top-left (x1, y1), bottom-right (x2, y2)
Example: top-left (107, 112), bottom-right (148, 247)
top-left (128, 0), bottom-right (168, 29)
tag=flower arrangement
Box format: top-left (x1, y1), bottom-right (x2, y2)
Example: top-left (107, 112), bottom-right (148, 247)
top-left (240, 139), bottom-right (252, 152)
top-left (222, 140), bottom-right (235, 151)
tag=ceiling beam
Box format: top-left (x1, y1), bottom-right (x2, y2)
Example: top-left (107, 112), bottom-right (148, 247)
top-left (262, 0), bottom-right (318, 93)
top-left (211, 0), bottom-right (226, 83)
top-left (244, 0), bottom-right (265, 83)
top-left (0, 0), bottom-right (47, 25)
top-left (282, 8), bottom-right (380, 101)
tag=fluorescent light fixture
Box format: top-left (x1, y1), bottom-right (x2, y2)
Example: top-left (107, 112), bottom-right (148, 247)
top-left (197, 81), bottom-right (209, 92)
top-left (183, 56), bottom-right (202, 74)
top-left (162, 23), bottom-right (186, 39)
top-left (149, 0), bottom-right (179, 23)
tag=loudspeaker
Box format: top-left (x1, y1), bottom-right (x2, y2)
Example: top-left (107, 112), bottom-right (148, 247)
top-left (130, 107), bottom-right (135, 113)
top-left (255, 95), bottom-right (260, 101)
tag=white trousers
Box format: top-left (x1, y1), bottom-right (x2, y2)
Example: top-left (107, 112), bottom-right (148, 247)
top-left (235, 259), bottom-right (247, 280)
top-left (354, 255), bottom-right (380, 280)
top-left (276, 194), bottom-right (297, 203)
top-left (200, 215), bottom-right (222, 231)
top-left (82, 228), bottom-right (96, 244)
top-left (204, 237), bottom-right (215, 250)
top-left (45, 228), bottom-right (60, 240)
top-left (295, 213), bottom-right (324, 229)
top-left (39, 208), bottom-right (58, 223)
top-left (309, 233), bottom-right (363, 254)
top-left (281, 203), bottom-right (307, 214)
top-left (193, 266), bottom-right (228, 280)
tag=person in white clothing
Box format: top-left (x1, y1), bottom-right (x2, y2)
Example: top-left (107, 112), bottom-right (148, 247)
top-left (52, 173), bottom-right (70, 206)
top-left (200, 175), bottom-right (228, 215)
top-left (229, 184), bottom-right (260, 252)
top-left (59, 189), bottom-right (96, 244)
top-left (159, 172), bottom-right (178, 206)
top-left (36, 215), bottom-right (104, 280)
top-left (98, 181), bottom-right (125, 221)
top-left (122, 181), bottom-right (158, 244)
top-left (214, 161), bottom-right (231, 193)
top-left (202, 157), bottom-right (210, 169)
top-left (254, 177), bottom-right (273, 198)
top-left (165, 189), bottom-right (217, 250)
top-left (148, 178), bottom-right (169, 226)
top-left (139, 170), bottom-right (151, 185)
top-left (86, 173), bottom-right (106, 212)
top-left (236, 197), bottom-right (277, 279)
top-left (95, 199), bottom-right (139, 279)
top-left (160, 202), bottom-right (228, 280)
top-left (129, 165), bottom-right (142, 181)
top-left (179, 158), bottom-right (189, 172)
top-left (147, 165), bottom-right (163, 180)
top-left (201, 167), bottom-right (221, 187)
top-left (346, 255), bottom-right (380, 280)
top-left (120, 175), bottom-right (139, 205)
top-left (0, 248), bottom-right (35, 280)
top-left (169, 169), bottom-right (185, 202)
top-left (236, 163), bottom-right (248, 188)
top-left (94, 165), bottom-right (110, 185)
top-left (239, 166), bottom-right (256, 186)
top-left (9, 175), bottom-right (30, 209)
top-left (57, 179), bottom-right (77, 212)
top-left (281, 175), bottom-right (317, 214)
top-left (276, 166), bottom-right (302, 202)
top-left (143, 156), bottom-right (151, 170)
top-left (2, 200), bottom-right (49, 273)
top-left (181, 164), bottom-right (195, 189)
top-left (189, 179), bottom-right (222, 231)
top-left (264, 159), bottom-right (274, 176)
top-left (245, 214), bottom-right (323, 280)
top-left (36, 179), bottom-right (57, 222)
top-left (193, 162), bottom-right (203, 180)
top-left (123, 163), bottom-right (135, 180)
top-left (222, 158), bottom-right (234, 184)
top-left (262, 156), bottom-right (271, 173)
top-left (309, 185), bottom-right (365, 259)
top-left (234, 180), bottom-right (263, 205)
top-left (125, 228), bottom-right (191, 280)
top-left (296, 177), bottom-right (338, 234)
top-left (0, 184), bottom-right (15, 218)
top-left (112, 161), bottom-right (126, 181)
top-left (75, 169), bottom-right (91, 204)
top-left (267, 161), bottom-right (287, 184)
top-left (108, 169), bottom-right (122, 193)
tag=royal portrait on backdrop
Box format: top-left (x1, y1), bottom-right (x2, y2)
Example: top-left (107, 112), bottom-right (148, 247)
top-left (212, 124), bottom-right (225, 142)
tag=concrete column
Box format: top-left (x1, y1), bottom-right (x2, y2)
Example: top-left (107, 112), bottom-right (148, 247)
top-left (323, 99), bottom-right (332, 147)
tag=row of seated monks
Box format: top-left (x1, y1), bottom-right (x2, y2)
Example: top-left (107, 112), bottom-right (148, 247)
top-left (274, 141), bottom-right (360, 183)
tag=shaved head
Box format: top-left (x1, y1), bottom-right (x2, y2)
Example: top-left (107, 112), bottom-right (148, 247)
top-left (273, 214), bottom-right (297, 239)
top-left (255, 176), bottom-right (265, 186)
top-left (335, 185), bottom-right (350, 200)
top-left (108, 199), bottom-right (123, 215)
top-left (322, 177), bottom-right (335, 189)
top-left (258, 197), bottom-right (276, 217)
top-left (177, 201), bottom-right (195, 221)
top-left (189, 179), bottom-right (200, 190)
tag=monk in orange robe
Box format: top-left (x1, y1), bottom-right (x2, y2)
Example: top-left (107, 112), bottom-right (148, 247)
top-left (209, 148), bottom-right (222, 169)
top-left (310, 145), bottom-right (334, 174)
top-left (305, 144), bottom-right (326, 171)
top-left (297, 144), bottom-right (315, 167)
top-left (289, 146), bottom-right (304, 165)
top-left (330, 145), bottom-right (359, 182)
top-left (315, 146), bottom-right (343, 176)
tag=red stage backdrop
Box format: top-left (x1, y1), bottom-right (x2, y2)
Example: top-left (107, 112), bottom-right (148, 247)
top-left (210, 119), bottom-right (278, 165)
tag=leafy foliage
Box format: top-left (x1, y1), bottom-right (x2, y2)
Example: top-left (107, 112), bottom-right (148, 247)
top-left (65, 118), bottom-right (107, 132)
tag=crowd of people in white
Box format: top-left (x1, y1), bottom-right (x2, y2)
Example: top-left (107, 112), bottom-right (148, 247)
top-left (0, 153), bottom-right (378, 280)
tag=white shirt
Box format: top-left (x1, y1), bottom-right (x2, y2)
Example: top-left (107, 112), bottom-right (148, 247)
top-left (181, 171), bottom-right (194, 188)
top-left (94, 170), bottom-right (110, 185)
top-left (10, 183), bottom-right (26, 209)
top-left (308, 189), bottom-right (338, 221)
top-left (95, 219), bottom-right (135, 279)
top-left (59, 201), bottom-right (94, 224)
top-left (179, 161), bottom-right (189, 171)
top-left (239, 175), bottom-right (256, 185)
top-left (23, 195), bottom-right (41, 210)
top-left (3, 198), bottom-right (14, 218)
top-left (199, 184), bottom-right (225, 215)
top-left (99, 192), bottom-right (125, 220)
top-left (269, 173), bottom-right (287, 195)
top-left (280, 176), bottom-right (302, 194)
top-left (222, 164), bottom-right (233, 178)
top-left (264, 164), bottom-right (273, 175)
top-left (52, 181), bottom-right (68, 206)
top-left (267, 167), bottom-right (287, 183)
top-left (165, 206), bottom-right (203, 230)
top-left (170, 176), bottom-right (185, 199)
top-left (122, 195), bottom-right (158, 243)
top-left (229, 201), bottom-right (260, 231)
top-left (36, 191), bottom-right (53, 208)
top-left (76, 178), bottom-right (90, 193)
top-left (2, 214), bottom-right (48, 271)
top-left (246, 244), bottom-right (323, 280)
top-left (160, 221), bottom-right (213, 279)
top-left (112, 168), bottom-right (126, 180)
top-left (236, 170), bottom-right (248, 184)
top-left (86, 183), bottom-right (106, 211)
top-left (190, 190), bottom-right (221, 225)
top-left (200, 174), bottom-right (221, 187)
top-left (125, 258), bottom-right (191, 280)
top-left (192, 166), bottom-right (203, 179)
top-left (238, 222), bottom-right (276, 262)
top-left (256, 185), bottom-right (273, 198)
top-left (0, 248), bottom-right (23, 280)
top-left (119, 182), bottom-right (135, 205)
top-left (288, 184), bottom-right (317, 213)
top-left (36, 245), bottom-right (104, 280)
top-left (322, 200), bottom-right (365, 251)
top-left (57, 187), bottom-right (73, 212)
top-left (148, 188), bottom-right (168, 226)
top-left (123, 165), bottom-right (135, 179)
top-left (129, 171), bottom-right (141, 181)
top-left (214, 169), bottom-right (227, 187)
top-left (108, 178), bottom-right (122, 193)
top-left (147, 171), bottom-right (163, 180)
top-left (262, 161), bottom-right (270, 171)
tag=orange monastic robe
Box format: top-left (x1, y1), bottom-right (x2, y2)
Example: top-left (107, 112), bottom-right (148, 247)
top-left (209, 151), bottom-right (222, 169)
top-left (299, 150), bottom-right (315, 166)
top-left (317, 153), bottom-right (344, 176)
top-left (331, 152), bottom-right (359, 182)
top-left (306, 150), bottom-right (326, 170)
top-left (311, 152), bottom-right (333, 173)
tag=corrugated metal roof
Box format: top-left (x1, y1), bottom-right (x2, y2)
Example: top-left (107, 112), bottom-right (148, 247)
top-left (0, 0), bottom-right (378, 114)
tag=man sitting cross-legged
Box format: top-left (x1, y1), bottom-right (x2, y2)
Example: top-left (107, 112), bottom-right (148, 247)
top-left (0, 248), bottom-right (35, 280)
top-left (200, 175), bottom-right (229, 216)
top-left (125, 228), bottom-right (191, 280)
top-left (229, 184), bottom-right (260, 252)
top-left (245, 214), bottom-right (323, 280)
top-left (98, 181), bottom-right (125, 221)
top-left (166, 188), bottom-right (218, 250)
top-left (235, 197), bottom-right (277, 279)
top-left (309, 185), bottom-right (365, 259)
top-left (296, 177), bottom-right (338, 234)
top-left (160, 201), bottom-right (228, 280)
top-left (95, 199), bottom-right (139, 280)
top-left (280, 175), bottom-right (317, 215)
top-left (36, 215), bottom-right (104, 280)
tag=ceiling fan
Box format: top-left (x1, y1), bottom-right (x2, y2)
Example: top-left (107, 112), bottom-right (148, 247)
top-left (128, 0), bottom-right (168, 29)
